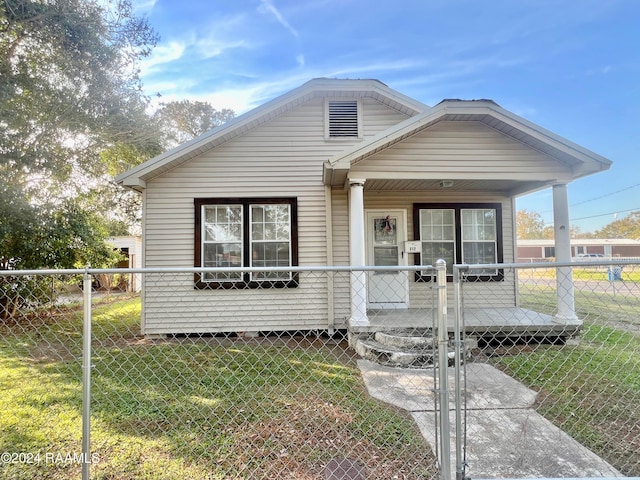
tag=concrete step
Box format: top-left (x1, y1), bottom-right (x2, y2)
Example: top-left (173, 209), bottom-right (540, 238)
top-left (353, 328), bottom-right (471, 369)
top-left (354, 336), bottom-right (436, 368)
top-left (374, 329), bottom-right (435, 350)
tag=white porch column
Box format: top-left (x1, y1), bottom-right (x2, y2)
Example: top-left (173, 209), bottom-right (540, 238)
top-left (552, 183), bottom-right (577, 320)
top-left (349, 179), bottom-right (369, 326)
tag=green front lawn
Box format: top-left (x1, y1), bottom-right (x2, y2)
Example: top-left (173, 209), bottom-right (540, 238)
top-left (493, 285), bottom-right (640, 476)
top-left (0, 297), bottom-right (434, 479)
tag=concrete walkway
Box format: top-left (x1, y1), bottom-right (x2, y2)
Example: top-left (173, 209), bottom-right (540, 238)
top-left (358, 360), bottom-right (623, 478)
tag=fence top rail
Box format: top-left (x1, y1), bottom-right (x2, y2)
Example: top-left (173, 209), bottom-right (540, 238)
top-left (0, 264), bottom-right (438, 277)
top-left (454, 259), bottom-right (638, 272)
top-left (1, 259), bottom-right (637, 277)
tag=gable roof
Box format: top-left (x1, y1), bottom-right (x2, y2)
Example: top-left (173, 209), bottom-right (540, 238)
top-left (115, 78), bottom-right (428, 191)
top-left (323, 98), bottom-right (612, 189)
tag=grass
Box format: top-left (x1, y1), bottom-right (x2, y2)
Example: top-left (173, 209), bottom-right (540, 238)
top-left (519, 282), bottom-right (640, 327)
top-left (489, 281), bottom-right (640, 476)
top-left (0, 296), bottom-right (435, 479)
top-left (520, 265), bottom-right (640, 283)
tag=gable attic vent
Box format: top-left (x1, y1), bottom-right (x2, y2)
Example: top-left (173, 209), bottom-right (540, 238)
top-left (327, 100), bottom-right (360, 138)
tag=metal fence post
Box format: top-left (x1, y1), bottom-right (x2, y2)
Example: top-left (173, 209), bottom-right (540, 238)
top-left (453, 265), bottom-right (466, 480)
top-left (82, 269), bottom-right (93, 480)
top-left (436, 259), bottom-right (452, 480)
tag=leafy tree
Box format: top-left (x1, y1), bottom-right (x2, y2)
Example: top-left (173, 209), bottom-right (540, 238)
top-left (1, 183), bottom-right (119, 268)
top-left (517, 209), bottom-right (553, 239)
top-left (153, 100), bottom-right (235, 149)
top-left (1, 0), bottom-right (159, 192)
top-left (0, 185), bottom-right (120, 319)
top-left (594, 212), bottom-right (640, 239)
top-left (0, 0), bottom-right (159, 254)
top-left (0, 0), bottom-right (159, 315)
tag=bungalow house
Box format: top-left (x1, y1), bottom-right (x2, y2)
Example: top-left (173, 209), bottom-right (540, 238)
top-left (116, 78), bottom-right (612, 337)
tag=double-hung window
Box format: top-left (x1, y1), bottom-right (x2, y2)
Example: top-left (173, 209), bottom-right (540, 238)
top-left (414, 203), bottom-right (503, 280)
top-left (195, 198), bottom-right (298, 288)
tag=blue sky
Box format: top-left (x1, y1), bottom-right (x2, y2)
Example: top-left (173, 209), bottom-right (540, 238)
top-left (134, 0), bottom-right (639, 234)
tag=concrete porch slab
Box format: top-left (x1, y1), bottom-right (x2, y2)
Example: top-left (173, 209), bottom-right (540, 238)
top-left (352, 307), bottom-right (582, 338)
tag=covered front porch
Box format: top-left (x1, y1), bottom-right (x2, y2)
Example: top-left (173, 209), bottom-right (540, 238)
top-left (323, 100), bottom-right (612, 331)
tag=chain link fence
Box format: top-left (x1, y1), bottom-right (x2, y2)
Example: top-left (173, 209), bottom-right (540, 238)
top-left (1, 261), bottom-right (639, 479)
top-left (0, 267), bottom-right (437, 480)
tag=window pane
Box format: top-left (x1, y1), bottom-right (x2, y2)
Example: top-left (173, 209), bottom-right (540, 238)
top-left (420, 209), bottom-right (456, 273)
top-left (463, 241), bottom-right (496, 274)
top-left (483, 209), bottom-right (495, 222)
top-left (462, 208), bottom-right (496, 241)
top-left (442, 209), bottom-right (454, 224)
top-left (252, 242), bottom-right (291, 280)
top-left (420, 209), bottom-right (454, 241)
top-left (251, 205), bottom-right (290, 241)
top-left (463, 242), bottom-right (495, 263)
top-left (443, 226), bottom-right (454, 240)
top-left (374, 246), bottom-right (398, 267)
top-left (483, 226), bottom-right (496, 241)
top-left (373, 216), bottom-right (397, 245)
top-left (250, 204), bottom-right (292, 281)
top-left (205, 206), bottom-right (242, 241)
top-left (203, 243), bottom-right (242, 280)
top-left (422, 242), bottom-right (454, 274)
top-left (205, 223), bottom-right (242, 242)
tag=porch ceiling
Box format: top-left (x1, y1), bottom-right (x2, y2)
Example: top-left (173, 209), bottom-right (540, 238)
top-left (363, 178), bottom-right (549, 196)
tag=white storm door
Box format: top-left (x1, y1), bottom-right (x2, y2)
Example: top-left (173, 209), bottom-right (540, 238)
top-left (365, 210), bottom-right (409, 308)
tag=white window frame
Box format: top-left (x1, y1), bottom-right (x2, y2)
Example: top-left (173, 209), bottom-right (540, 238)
top-left (249, 203), bottom-right (292, 281)
top-left (201, 204), bottom-right (244, 282)
top-left (414, 203), bottom-right (503, 281)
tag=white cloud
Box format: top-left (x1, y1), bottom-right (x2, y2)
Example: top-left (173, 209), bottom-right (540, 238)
top-left (195, 37), bottom-right (249, 60)
top-left (326, 58), bottom-right (428, 78)
top-left (139, 41), bottom-right (187, 74)
top-left (258, 0), bottom-right (299, 37)
top-left (147, 86), bottom-right (261, 114)
top-left (132, 0), bottom-right (157, 12)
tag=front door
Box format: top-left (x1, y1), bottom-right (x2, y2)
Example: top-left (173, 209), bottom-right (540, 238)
top-left (365, 210), bottom-right (409, 308)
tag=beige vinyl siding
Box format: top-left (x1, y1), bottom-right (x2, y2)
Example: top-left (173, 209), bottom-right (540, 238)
top-left (329, 188), bottom-right (351, 326)
top-left (142, 97), bottom-right (411, 334)
top-left (351, 121), bottom-right (572, 180)
top-left (327, 190), bottom-right (517, 325)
